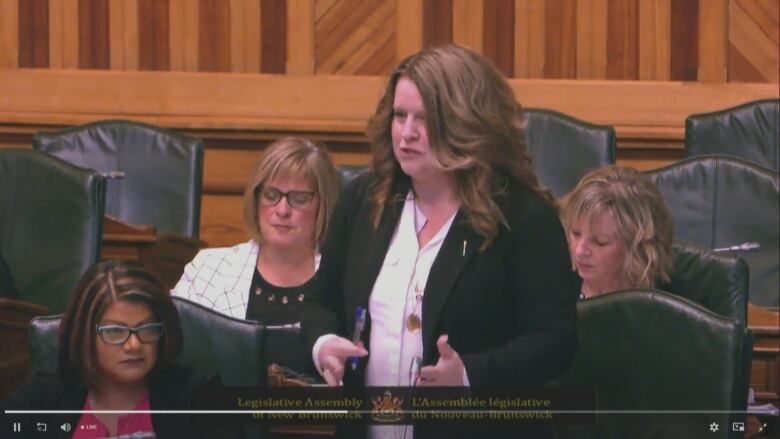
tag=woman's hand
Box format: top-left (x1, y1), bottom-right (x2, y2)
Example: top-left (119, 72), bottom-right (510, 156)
top-left (318, 336), bottom-right (368, 386)
top-left (418, 335), bottom-right (465, 386)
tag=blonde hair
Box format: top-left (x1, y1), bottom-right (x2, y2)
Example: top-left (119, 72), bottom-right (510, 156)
top-left (561, 165), bottom-right (674, 288)
top-left (366, 44), bottom-right (553, 248)
top-left (242, 137), bottom-right (340, 246)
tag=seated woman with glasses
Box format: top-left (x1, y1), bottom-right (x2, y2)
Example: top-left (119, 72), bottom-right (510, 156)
top-left (560, 165), bottom-right (674, 298)
top-left (172, 137), bottom-right (341, 326)
top-left (2, 260), bottom-right (224, 438)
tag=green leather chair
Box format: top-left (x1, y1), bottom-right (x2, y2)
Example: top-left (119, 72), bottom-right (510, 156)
top-left (0, 149), bottom-right (105, 313)
top-left (29, 296), bottom-right (266, 383)
top-left (646, 156), bottom-right (779, 308)
top-left (33, 120), bottom-right (204, 238)
top-left (523, 108), bottom-right (617, 198)
top-left (338, 164), bottom-right (367, 187)
top-left (565, 290), bottom-right (746, 439)
top-left (666, 240), bottom-right (749, 325)
top-left (28, 296), bottom-right (266, 438)
top-left (685, 99), bottom-right (779, 172)
top-left (0, 254), bottom-right (18, 298)
top-left (663, 241), bottom-right (753, 425)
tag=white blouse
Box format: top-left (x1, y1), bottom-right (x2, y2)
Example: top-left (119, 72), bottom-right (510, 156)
top-left (312, 192), bottom-right (459, 439)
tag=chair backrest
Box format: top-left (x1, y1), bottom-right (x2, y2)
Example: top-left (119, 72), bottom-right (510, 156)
top-left (568, 290), bottom-right (744, 439)
top-left (29, 299), bottom-right (266, 438)
top-left (646, 155), bottom-right (779, 308)
top-left (33, 120), bottom-right (204, 238)
top-left (523, 108), bottom-right (616, 198)
top-left (265, 326), bottom-right (319, 378)
top-left (29, 297), bottom-right (265, 386)
top-left (337, 164), bottom-right (367, 188)
top-left (662, 242), bottom-right (754, 420)
top-left (0, 253), bottom-right (18, 299)
top-left (0, 149), bottom-right (104, 313)
top-left (172, 296), bottom-right (265, 387)
top-left (685, 99), bottom-right (780, 171)
top-left (665, 240), bottom-right (749, 325)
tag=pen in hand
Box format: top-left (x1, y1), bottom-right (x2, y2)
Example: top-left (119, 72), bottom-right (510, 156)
top-left (349, 307), bottom-right (367, 370)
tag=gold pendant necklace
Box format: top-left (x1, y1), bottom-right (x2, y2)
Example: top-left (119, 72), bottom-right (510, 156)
top-left (405, 291), bottom-right (423, 333)
top-left (406, 313), bottom-right (422, 332)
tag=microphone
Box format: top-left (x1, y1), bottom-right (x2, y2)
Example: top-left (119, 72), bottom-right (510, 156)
top-left (100, 171), bottom-right (125, 179)
top-left (713, 242), bottom-right (761, 252)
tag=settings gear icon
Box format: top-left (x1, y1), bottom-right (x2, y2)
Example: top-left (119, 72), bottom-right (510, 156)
top-left (709, 422), bottom-right (719, 432)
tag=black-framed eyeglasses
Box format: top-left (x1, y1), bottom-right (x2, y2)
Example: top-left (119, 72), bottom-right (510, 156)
top-left (95, 322), bottom-right (165, 345)
top-left (259, 187), bottom-right (316, 209)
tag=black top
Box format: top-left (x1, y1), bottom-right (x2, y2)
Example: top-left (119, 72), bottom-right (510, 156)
top-left (1, 366), bottom-right (241, 438)
top-left (246, 266), bottom-right (313, 326)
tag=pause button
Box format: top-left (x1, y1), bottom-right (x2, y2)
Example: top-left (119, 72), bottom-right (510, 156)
top-left (12, 422), bottom-right (21, 432)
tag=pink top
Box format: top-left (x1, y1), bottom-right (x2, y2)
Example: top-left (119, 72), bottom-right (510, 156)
top-left (73, 391), bottom-right (154, 438)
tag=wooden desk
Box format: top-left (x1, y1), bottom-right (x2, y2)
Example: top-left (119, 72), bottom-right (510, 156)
top-left (749, 304), bottom-right (780, 409)
top-left (102, 216), bottom-right (205, 291)
top-left (0, 299), bottom-right (48, 399)
top-left (267, 364), bottom-right (336, 438)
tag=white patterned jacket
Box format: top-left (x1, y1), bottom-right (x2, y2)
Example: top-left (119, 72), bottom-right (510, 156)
top-left (172, 240), bottom-right (322, 319)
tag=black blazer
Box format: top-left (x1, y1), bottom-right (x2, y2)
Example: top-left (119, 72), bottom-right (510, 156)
top-left (1, 366), bottom-right (239, 438)
top-left (303, 172), bottom-right (578, 392)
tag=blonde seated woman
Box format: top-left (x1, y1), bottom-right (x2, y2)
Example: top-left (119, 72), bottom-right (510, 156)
top-left (560, 165), bottom-right (674, 299)
top-left (172, 137), bottom-right (340, 325)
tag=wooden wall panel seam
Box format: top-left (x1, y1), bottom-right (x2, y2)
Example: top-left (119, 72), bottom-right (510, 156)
top-left (1, 0), bottom-right (19, 68)
top-left (184, 0), bottom-right (200, 71)
top-left (670, 0), bottom-right (699, 81)
top-left (577, 0), bottom-right (608, 79)
top-left (421, 0), bottom-right (452, 48)
top-left (482, 0), bottom-right (515, 77)
top-left (49, 0), bottom-right (63, 68)
top-left (514, 0), bottom-right (545, 78)
top-left (62, 0), bottom-right (79, 68)
top-left (452, 0), bottom-right (483, 53)
top-left (606, 0), bottom-right (639, 80)
top-left (638, 0), bottom-right (671, 80)
top-left (260, 0), bottom-right (285, 73)
top-left (698, 0), bottom-right (728, 82)
top-left (398, 0), bottom-right (424, 59)
top-left (287, 0), bottom-right (315, 75)
top-left (109, 0), bottom-right (125, 69)
top-left (199, 0), bottom-right (231, 72)
top-left (544, 0), bottom-right (577, 79)
top-left (230, 0), bottom-right (246, 72)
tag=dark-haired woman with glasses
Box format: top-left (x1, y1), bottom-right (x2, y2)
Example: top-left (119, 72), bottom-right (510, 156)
top-left (2, 260), bottom-right (226, 438)
top-left (173, 137), bottom-right (341, 326)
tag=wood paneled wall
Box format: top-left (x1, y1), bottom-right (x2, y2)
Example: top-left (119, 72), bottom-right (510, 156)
top-left (0, 70), bottom-right (776, 247)
top-left (1, 0), bottom-right (777, 81)
top-left (0, 0), bottom-right (778, 246)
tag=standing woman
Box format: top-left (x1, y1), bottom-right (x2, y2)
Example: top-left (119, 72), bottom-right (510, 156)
top-left (302, 44), bottom-right (579, 438)
top-left (173, 137), bottom-right (340, 325)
